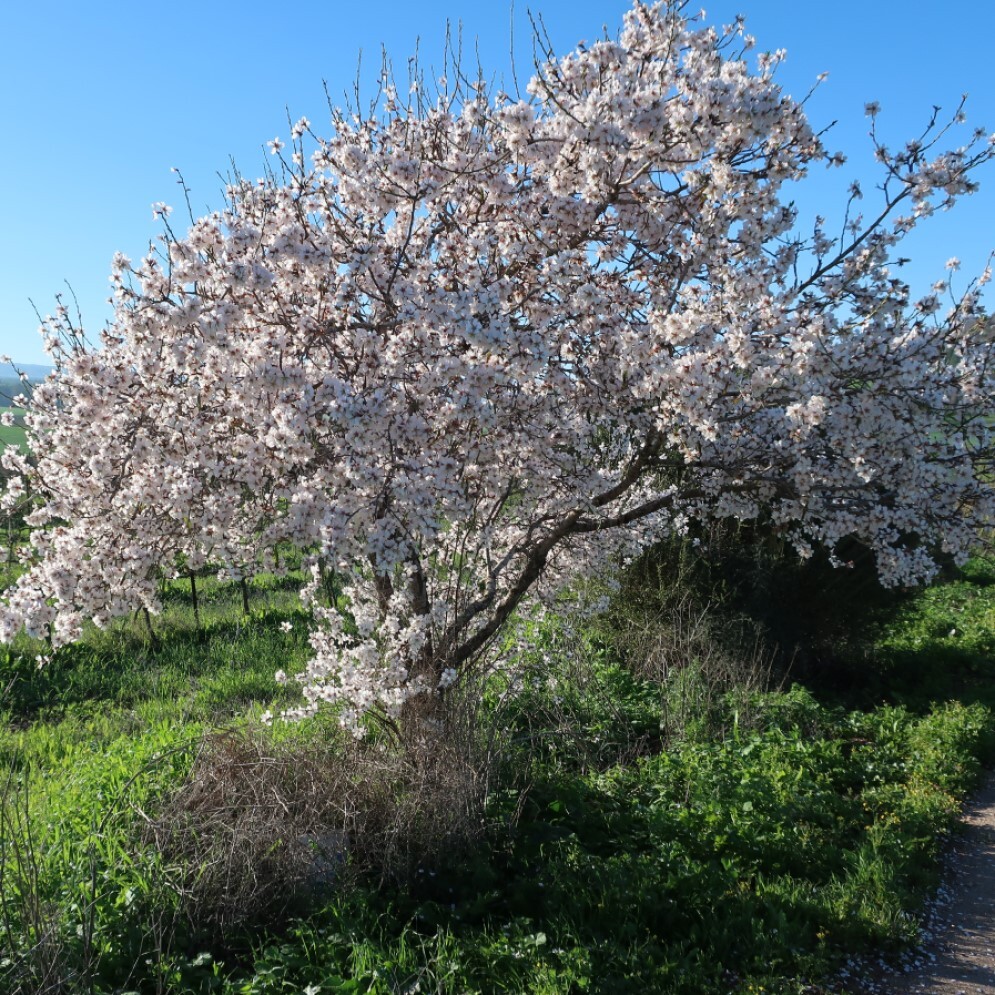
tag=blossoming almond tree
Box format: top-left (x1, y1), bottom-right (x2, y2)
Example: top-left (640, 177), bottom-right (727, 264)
top-left (2, 1), bottom-right (993, 731)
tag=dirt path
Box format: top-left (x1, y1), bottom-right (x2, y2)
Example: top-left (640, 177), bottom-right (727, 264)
top-left (849, 774), bottom-right (995, 994)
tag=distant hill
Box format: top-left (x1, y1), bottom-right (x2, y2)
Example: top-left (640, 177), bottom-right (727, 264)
top-left (3, 363), bottom-right (53, 380)
top-left (0, 363), bottom-right (52, 407)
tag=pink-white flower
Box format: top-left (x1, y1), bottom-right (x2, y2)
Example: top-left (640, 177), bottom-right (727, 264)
top-left (1, 1), bottom-right (992, 735)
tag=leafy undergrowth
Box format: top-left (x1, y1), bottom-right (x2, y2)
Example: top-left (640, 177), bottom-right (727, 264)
top-left (195, 689), bottom-right (986, 995)
top-left (0, 564), bottom-right (993, 993)
top-left (858, 556), bottom-right (995, 716)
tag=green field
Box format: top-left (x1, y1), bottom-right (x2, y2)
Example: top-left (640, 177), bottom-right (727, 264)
top-left (1, 551), bottom-right (994, 994)
top-left (0, 408), bottom-right (27, 450)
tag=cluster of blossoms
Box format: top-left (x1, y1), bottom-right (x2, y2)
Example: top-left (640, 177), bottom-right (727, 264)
top-left (2, 2), bottom-right (994, 731)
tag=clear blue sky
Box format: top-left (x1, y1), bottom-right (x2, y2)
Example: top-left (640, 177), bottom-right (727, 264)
top-left (1, 0), bottom-right (992, 365)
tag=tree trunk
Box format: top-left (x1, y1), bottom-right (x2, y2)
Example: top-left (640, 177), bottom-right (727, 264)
top-left (399, 557), bottom-right (446, 741)
top-left (143, 606), bottom-right (160, 649)
top-left (189, 572), bottom-right (200, 629)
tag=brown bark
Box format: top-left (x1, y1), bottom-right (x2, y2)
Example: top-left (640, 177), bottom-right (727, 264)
top-left (189, 572), bottom-right (200, 629)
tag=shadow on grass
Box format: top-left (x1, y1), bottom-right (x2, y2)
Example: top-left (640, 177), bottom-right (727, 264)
top-left (0, 605), bottom-right (309, 722)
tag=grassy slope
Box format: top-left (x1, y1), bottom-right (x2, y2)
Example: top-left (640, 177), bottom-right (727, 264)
top-left (0, 563), bottom-right (994, 994)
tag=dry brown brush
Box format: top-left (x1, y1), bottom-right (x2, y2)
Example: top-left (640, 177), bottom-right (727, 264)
top-left (146, 692), bottom-right (501, 938)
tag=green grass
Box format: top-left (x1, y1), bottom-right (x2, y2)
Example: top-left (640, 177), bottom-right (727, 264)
top-left (1, 573), bottom-right (309, 722)
top-left (1, 560), bottom-right (993, 993)
top-left (816, 555), bottom-right (995, 726)
top-left (0, 407), bottom-right (27, 450)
